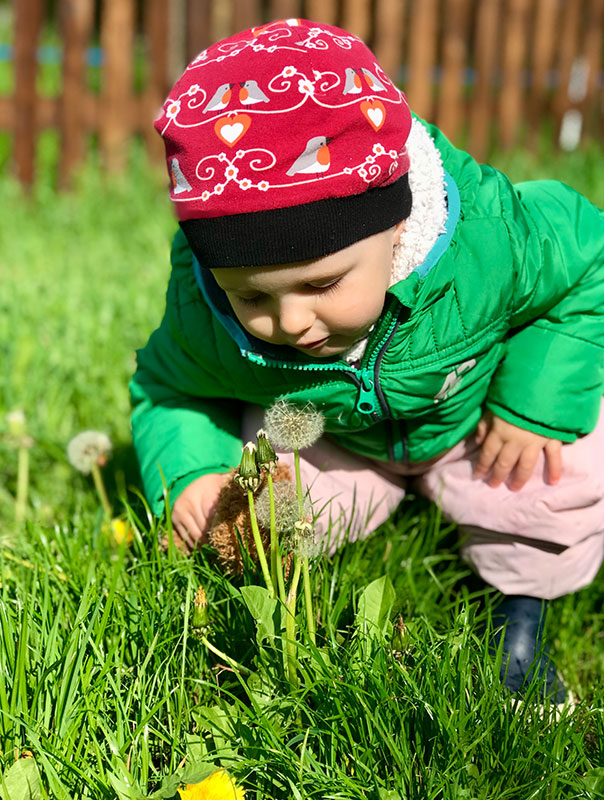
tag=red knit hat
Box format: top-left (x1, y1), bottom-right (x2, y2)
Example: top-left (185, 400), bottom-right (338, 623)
top-left (155, 19), bottom-right (412, 267)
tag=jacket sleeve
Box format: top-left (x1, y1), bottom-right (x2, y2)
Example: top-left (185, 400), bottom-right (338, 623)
top-left (486, 178), bottom-right (604, 440)
top-left (129, 230), bottom-right (244, 515)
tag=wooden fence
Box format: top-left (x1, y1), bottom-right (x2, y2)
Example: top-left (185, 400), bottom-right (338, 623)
top-left (2, 0), bottom-right (603, 188)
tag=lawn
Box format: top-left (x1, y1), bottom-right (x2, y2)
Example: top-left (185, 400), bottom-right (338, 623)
top-left (1, 136), bottom-right (604, 799)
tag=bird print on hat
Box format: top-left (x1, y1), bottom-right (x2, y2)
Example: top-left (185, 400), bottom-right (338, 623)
top-left (360, 69), bottom-right (387, 92)
top-left (170, 158), bottom-right (192, 194)
top-left (203, 83), bottom-right (234, 113)
top-left (343, 68), bottom-right (363, 95)
top-left (286, 136), bottom-right (332, 176)
top-left (238, 80), bottom-right (270, 105)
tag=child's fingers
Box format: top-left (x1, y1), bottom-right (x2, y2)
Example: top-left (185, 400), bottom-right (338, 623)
top-left (473, 431), bottom-right (502, 478)
top-left (486, 441), bottom-right (522, 487)
top-left (544, 439), bottom-right (563, 484)
top-left (475, 417), bottom-right (488, 445)
top-left (174, 512), bottom-right (205, 551)
top-left (508, 446), bottom-right (541, 491)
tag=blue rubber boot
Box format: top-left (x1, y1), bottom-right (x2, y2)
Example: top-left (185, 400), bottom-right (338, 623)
top-left (491, 595), bottom-right (566, 705)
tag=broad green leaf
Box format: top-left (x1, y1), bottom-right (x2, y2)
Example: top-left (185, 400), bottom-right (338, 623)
top-left (240, 585), bottom-right (284, 644)
top-left (355, 575), bottom-right (395, 642)
top-left (107, 772), bottom-right (145, 800)
top-left (148, 764), bottom-right (216, 799)
top-left (0, 758), bottom-right (42, 800)
top-left (378, 791), bottom-right (403, 800)
top-left (584, 767), bottom-right (604, 796)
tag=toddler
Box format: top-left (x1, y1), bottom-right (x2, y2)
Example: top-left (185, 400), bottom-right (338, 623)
top-left (130, 19), bottom-right (604, 703)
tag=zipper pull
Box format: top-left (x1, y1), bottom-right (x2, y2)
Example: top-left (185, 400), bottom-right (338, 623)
top-left (244, 350), bottom-right (266, 366)
top-left (356, 370), bottom-right (376, 414)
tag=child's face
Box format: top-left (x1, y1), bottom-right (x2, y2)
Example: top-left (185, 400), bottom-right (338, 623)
top-left (211, 222), bottom-right (404, 358)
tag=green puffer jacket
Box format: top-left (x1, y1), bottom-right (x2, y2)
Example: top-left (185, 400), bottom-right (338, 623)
top-left (130, 122), bottom-right (604, 516)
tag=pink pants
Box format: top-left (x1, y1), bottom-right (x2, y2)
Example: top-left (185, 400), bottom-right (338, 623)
top-left (244, 402), bottom-right (604, 600)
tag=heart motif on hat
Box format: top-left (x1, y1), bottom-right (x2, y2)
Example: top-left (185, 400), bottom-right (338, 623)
top-left (360, 99), bottom-right (386, 132)
top-left (214, 113), bottom-right (252, 147)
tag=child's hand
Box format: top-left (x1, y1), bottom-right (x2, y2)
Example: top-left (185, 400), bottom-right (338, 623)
top-left (473, 413), bottom-right (562, 491)
top-left (171, 472), bottom-right (230, 550)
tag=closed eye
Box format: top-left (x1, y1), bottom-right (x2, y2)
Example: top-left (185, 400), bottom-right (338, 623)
top-left (307, 278), bottom-right (342, 294)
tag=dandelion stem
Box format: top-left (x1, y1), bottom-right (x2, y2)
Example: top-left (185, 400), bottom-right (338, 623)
top-left (286, 557), bottom-right (302, 689)
top-left (293, 449), bottom-right (304, 517)
top-left (247, 489), bottom-right (275, 597)
top-left (91, 462), bottom-right (112, 519)
top-left (302, 557), bottom-right (316, 645)
top-left (15, 446), bottom-right (29, 524)
top-left (267, 473), bottom-right (287, 606)
top-left (200, 634), bottom-right (250, 675)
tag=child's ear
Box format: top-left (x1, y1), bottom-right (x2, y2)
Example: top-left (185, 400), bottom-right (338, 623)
top-left (393, 219), bottom-right (406, 246)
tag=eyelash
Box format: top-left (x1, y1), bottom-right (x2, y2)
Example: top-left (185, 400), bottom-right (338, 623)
top-left (235, 279), bottom-right (342, 307)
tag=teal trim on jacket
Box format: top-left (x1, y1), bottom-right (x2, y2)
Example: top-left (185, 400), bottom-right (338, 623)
top-left (130, 121), bottom-right (604, 515)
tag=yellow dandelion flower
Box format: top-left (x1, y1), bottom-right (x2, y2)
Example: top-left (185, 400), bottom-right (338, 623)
top-left (178, 769), bottom-right (245, 800)
top-left (101, 517), bottom-right (133, 546)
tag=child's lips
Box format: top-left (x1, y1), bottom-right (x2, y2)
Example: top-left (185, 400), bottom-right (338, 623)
top-left (296, 336), bottom-right (329, 350)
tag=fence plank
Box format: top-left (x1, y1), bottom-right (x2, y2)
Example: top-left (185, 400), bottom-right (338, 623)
top-left (526, 0), bottom-right (559, 148)
top-left (342, 0), bottom-right (372, 42)
top-left (583, 0), bottom-right (604, 121)
top-left (99, 0), bottom-right (136, 171)
top-left (406, 0), bottom-right (437, 120)
top-left (232, 0), bottom-right (262, 32)
top-left (186, 0), bottom-right (213, 60)
top-left (374, 0), bottom-right (405, 81)
top-left (498, 0), bottom-right (531, 149)
top-left (438, 0), bottom-right (471, 142)
top-left (142, 0), bottom-right (171, 161)
top-left (58, 0), bottom-right (94, 188)
top-left (14, 0), bottom-right (44, 186)
top-left (468, 0), bottom-right (501, 161)
top-left (268, 0), bottom-right (300, 21)
top-left (306, 0), bottom-right (338, 26)
top-left (553, 0), bottom-right (582, 122)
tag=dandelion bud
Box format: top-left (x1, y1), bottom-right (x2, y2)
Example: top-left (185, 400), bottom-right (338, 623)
top-left (6, 410), bottom-right (26, 439)
top-left (234, 441), bottom-right (261, 492)
top-left (67, 430), bottom-right (113, 475)
top-left (256, 429), bottom-right (278, 473)
top-left (263, 400), bottom-right (324, 452)
top-left (391, 613), bottom-right (407, 653)
top-left (5, 410), bottom-right (33, 449)
top-left (192, 585), bottom-right (209, 631)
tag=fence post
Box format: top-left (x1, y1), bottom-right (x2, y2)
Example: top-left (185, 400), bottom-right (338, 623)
top-left (232, 0), bottom-right (262, 33)
top-left (142, 0), bottom-right (171, 162)
top-left (59, 0), bottom-right (94, 188)
top-left (468, 0), bottom-right (500, 161)
top-left (99, 0), bottom-right (136, 172)
top-left (306, 0), bottom-right (338, 25)
top-left (14, 0), bottom-right (44, 187)
top-left (342, 0), bottom-right (372, 42)
top-left (374, 0), bottom-right (406, 81)
top-left (527, 0), bottom-right (559, 149)
top-left (268, 0), bottom-right (299, 20)
top-left (437, 0), bottom-right (471, 142)
top-left (406, 0), bottom-right (437, 120)
top-left (186, 0), bottom-right (214, 61)
top-left (498, 0), bottom-right (531, 149)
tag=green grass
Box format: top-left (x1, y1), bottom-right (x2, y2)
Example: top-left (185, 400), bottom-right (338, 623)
top-left (1, 140), bottom-right (604, 798)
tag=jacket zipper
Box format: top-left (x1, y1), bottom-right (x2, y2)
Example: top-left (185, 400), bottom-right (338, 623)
top-left (243, 316), bottom-right (399, 419)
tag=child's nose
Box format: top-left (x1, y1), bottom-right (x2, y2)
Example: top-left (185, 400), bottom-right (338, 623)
top-left (277, 297), bottom-right (314, 336)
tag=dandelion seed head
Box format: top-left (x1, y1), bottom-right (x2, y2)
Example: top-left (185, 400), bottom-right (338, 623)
top-left (67, 430), bottom-right (113, 474)
top-left (254, 478), bottom-right (311, 532)
top-left (263, 400), bottom-right (324, 452)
